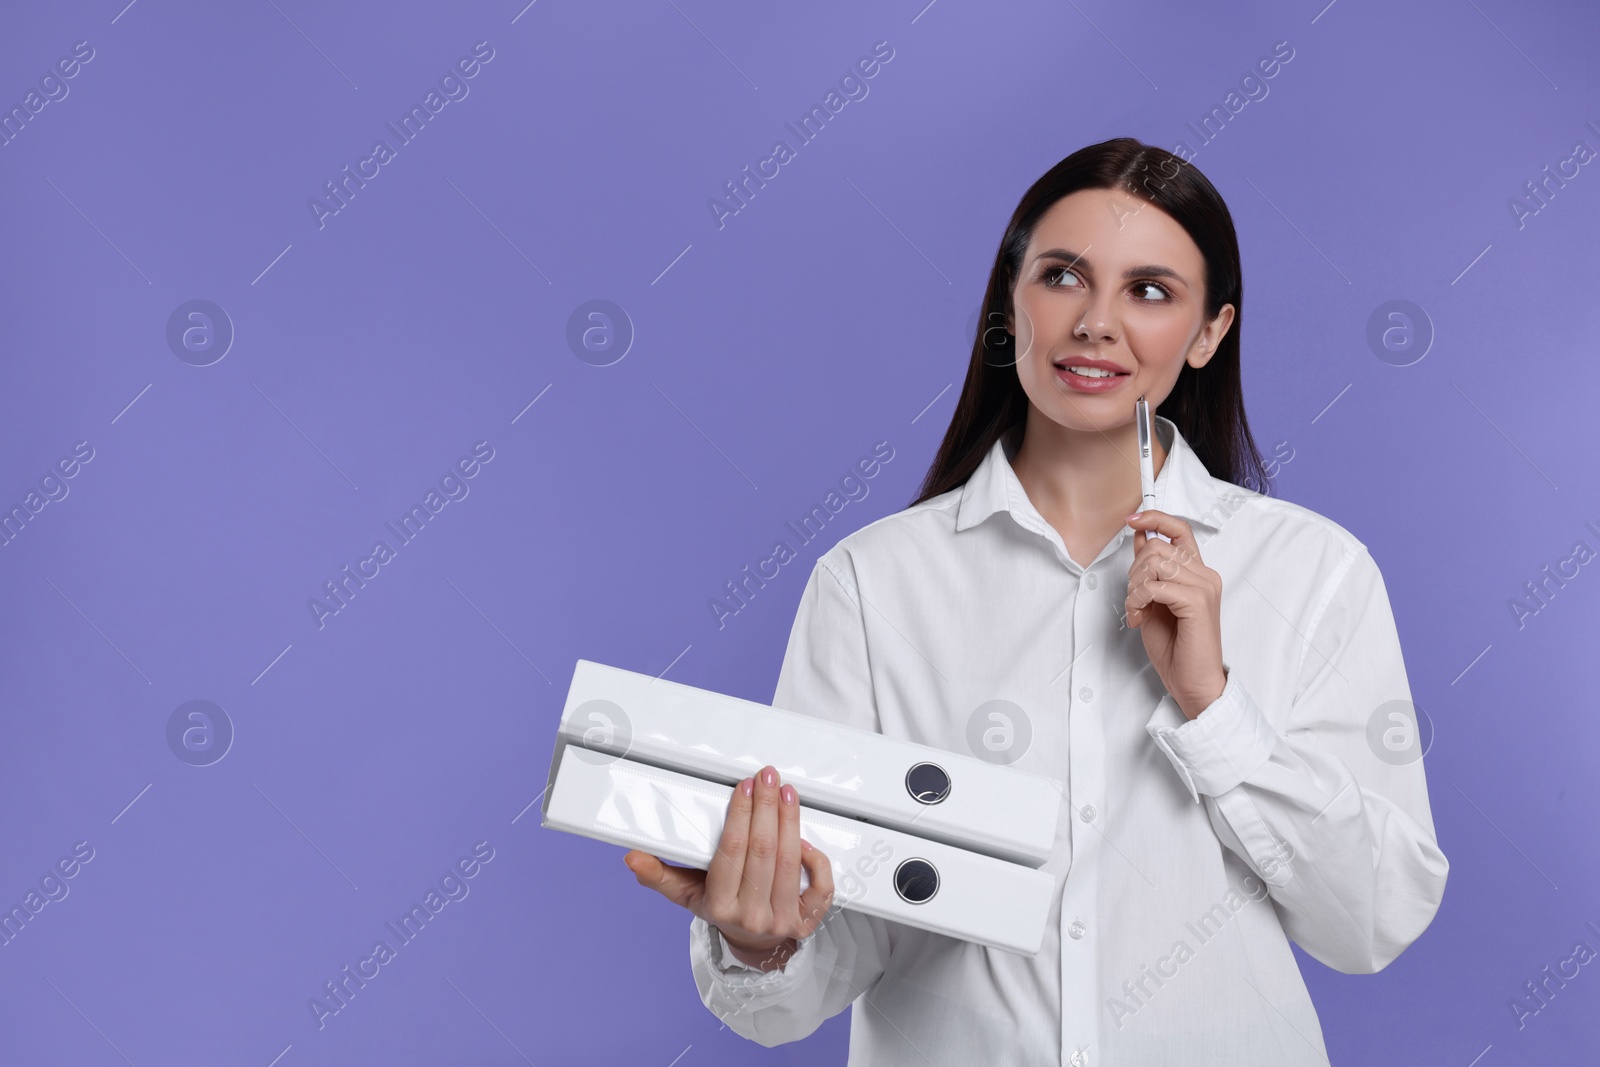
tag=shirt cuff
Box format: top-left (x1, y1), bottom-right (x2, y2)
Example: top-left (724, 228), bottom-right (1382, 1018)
top-left (1144, 667), bottom-right (1279, 803)
top-left (713, 927), bottom-right (765, 972)
top-left (698, 915), bottom-right (816, 983)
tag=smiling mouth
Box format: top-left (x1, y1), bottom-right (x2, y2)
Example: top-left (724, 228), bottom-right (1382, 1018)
top-left (1053, 363), bottom-right (1130, 379)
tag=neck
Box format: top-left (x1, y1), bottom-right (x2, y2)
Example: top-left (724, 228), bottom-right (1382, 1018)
top-left (1009, 404), bottom-right (1167, 530)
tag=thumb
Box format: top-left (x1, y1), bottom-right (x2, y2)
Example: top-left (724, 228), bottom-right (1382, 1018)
top-left (624, 850), bottom-right (702, 907)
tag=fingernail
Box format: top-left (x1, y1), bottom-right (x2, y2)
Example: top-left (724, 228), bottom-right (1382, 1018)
top-left (800, 839), bottom-right (812, 851)
top-left (741, 777), bottom-right (753, 796)
top-left (781, 784), bottom-right (796, 805)
top-left (1127, 512), bottom-right (1141, 521)
top-left (762, 768), bottom-right (776, 787)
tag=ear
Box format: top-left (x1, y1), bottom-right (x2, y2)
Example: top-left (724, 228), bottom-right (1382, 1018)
top-left (1187, 303), bottom-right (1236, 369)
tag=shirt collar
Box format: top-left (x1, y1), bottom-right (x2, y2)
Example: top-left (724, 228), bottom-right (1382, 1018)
top-left (954, 415), bottom-right (1233, 536)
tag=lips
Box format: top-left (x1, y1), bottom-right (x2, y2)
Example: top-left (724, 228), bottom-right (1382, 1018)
top-left (1052, 360), bottom-right (1130, 378)
top-left (1051, 360), bottom-right (1130, 392)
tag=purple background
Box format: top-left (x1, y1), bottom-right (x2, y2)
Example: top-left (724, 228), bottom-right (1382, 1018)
top-left (3, 0), bottom-right (1598, 1063)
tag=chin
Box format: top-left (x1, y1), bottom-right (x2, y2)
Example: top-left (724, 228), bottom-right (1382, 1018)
top-left (1036, 402), bottom-right (1134, 433)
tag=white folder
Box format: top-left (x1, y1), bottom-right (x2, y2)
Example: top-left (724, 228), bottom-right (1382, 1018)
top-left (544, 659), bottom-right (1061, 868)
top-left (542, 745), bottom-right (1056, 955)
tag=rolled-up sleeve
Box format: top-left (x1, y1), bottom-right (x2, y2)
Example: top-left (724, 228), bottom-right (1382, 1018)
top-left (1145, 543), bottom-right (1449, 974)
top-left (690, 552), bottom-right (896, 1045)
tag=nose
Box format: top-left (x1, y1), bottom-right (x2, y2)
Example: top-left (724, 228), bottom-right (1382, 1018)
top-left (1076, 291), bottom-right (1120, 344)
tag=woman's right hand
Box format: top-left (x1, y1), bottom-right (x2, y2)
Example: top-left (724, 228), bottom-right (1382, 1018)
top-left (624, 764), bottom-right (835, 971)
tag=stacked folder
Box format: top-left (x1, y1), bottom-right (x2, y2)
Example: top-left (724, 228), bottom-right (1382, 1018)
top-left (541, 659), bottom-right (1063, 955)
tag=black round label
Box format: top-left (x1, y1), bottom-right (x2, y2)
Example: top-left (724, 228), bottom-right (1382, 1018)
top-left (905, 762), bottom-right (951, 805)
top-left (894, 858), bottom-right (940, 904)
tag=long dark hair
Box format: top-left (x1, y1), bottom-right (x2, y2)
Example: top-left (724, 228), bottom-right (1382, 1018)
top-left (909, 137), bottom-right (1273, 507)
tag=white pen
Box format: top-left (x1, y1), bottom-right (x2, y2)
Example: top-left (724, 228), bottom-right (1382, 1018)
top-left (1135, 396), bottom-right (1168, 544)
top-left (1136, 395), bottom-right (1157, 514)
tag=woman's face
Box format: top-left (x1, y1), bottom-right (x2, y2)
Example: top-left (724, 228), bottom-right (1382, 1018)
top-left (1005, 187), bottom-right (1234, 432)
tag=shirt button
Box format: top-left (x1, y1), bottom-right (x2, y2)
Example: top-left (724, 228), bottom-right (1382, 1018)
top-left (1070, 1050), bottom-right (1088, 1067)
top-left (1068, 920), bottom-right (1086, 939)
top-left (1079, 803), bottom-right (1096, 822)
top-left (1078, 686), bottom-right (1094, 702)
top-left (1084, 573), bottom-right (1098, 590)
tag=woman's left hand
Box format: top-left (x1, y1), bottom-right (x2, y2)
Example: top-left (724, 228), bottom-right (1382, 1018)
top-left (1124, 510), bottom-right (1229, 721)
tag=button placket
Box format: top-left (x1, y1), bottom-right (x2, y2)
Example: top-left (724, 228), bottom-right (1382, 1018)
top-left (1060, 581), bottom-right (1104, 1067)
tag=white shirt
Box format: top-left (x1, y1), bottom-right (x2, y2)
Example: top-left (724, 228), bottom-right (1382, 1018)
top-left (688, 415), bottom-right (1448, 1065)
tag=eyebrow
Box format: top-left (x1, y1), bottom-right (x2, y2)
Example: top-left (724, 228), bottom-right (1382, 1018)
top-left (1032, 248), bottom-right (1187, 284)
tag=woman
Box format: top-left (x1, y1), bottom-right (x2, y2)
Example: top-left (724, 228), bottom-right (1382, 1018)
top-left (623, 137), bottom-right (1449, 1064)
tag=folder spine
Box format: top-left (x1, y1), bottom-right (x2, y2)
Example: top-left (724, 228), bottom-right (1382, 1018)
top-left (553, 659), bottom-right (1062, 868)
top-left (542, 746), bottom-right (1054, 956)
